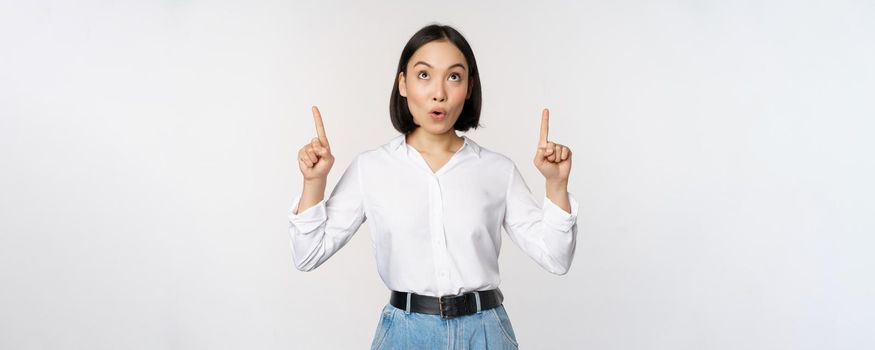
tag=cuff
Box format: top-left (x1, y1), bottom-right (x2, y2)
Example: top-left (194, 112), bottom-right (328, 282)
top-left (288, 192), bottom-right (327, 234)
top-left (543, 192), bottom-right (579, 232)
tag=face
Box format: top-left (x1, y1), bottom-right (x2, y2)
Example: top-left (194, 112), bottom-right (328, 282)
top-left (398, 40), bottom-right (472, 135)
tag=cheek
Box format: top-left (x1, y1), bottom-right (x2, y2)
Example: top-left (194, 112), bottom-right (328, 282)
top-left (407, 84), bottom-right (430, 104)
top-left (449, 86), bottom-right (468, 100)
top-left (449, 85), bottom-right (468, 107)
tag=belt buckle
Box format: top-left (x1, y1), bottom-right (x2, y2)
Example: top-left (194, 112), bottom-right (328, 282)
top-left (439, 295), bottom-right (451, 320)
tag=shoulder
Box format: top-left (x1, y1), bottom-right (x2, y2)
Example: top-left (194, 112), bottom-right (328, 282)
top-left (464, 135), bottom-right (512, 162)
top-left (462, 135), bottom-right (518, 174)
top-left (348, 134), bottom-right (405, 163)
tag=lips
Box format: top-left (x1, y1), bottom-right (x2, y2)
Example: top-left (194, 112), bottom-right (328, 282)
top-left (429, 107), bottom-right (446, 119)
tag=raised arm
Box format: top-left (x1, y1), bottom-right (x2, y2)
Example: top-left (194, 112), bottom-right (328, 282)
top-left (289, 106), bottom-right (366, 272)
top-left (502, 107), bottom-right (579, 275)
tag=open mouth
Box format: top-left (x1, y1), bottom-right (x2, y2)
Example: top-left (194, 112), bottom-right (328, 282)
top-left (429, 107), bottom-right (446, 120)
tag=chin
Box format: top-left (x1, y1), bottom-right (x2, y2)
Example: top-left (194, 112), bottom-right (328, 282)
top-left (414, 123), bottom-right (446, 134)
top-left (431, 126), bottom-right (454, 134)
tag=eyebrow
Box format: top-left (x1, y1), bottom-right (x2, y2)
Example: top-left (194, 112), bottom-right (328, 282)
top-left (413, 61), bottom-right (467, 71)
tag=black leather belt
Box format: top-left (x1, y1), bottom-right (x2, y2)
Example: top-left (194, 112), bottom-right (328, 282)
top-left (389, 288), bottom-right (504, 320)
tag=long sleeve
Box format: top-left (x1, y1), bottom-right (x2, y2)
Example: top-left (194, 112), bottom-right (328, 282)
top-left (502, 163), bottom-right (579, 275)
top-left (288, 154), bottom-right (367, 272)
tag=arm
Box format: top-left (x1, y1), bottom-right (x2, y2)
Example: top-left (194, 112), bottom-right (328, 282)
top-left (288, 155), bottom-right (367, 272)
top-left (503, 164), bottom-right (579, 275)
top-left (289, 105), bottom-right (366, 272)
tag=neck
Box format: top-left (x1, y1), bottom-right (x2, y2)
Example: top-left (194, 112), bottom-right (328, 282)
top-left (405, 128), bottom-right (464, 155)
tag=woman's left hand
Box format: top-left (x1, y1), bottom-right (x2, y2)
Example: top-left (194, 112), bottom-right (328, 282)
top-left (533, 108), bottom-right (572, 182)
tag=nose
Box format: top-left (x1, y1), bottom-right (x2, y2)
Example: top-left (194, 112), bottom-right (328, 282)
top-left (432, 83), bottom-right (447, 102)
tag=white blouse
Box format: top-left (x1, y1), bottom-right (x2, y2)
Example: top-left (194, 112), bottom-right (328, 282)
top-left (288, 134), bottom-right (580, 297)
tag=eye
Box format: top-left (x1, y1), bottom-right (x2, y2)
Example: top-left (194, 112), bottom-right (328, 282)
top-left (418, 71), bottom-right (429, 80)
top-left (449, 73), bottom-right (462, 81)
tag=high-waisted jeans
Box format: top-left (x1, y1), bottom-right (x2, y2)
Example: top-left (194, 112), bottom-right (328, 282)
top-left (370, 302), bottom-right (520, 349)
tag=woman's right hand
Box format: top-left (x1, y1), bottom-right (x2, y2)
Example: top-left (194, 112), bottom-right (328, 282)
top-left (297, 105), bottom-right (335, 181)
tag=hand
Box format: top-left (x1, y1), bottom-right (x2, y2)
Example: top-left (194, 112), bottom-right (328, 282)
top-left (533, 108), bottom-right (572, 182)
top-left (297, 105), bottom-right (335, 181)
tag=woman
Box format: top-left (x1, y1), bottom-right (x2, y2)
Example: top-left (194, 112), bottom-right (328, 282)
top-left (290, 23), bottom-right (579, 349)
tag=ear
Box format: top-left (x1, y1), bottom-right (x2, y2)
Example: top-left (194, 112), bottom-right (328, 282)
top-left (466, 79), bottom-right (473, 100)
top-left (398, 71), bottom-right (408, 98)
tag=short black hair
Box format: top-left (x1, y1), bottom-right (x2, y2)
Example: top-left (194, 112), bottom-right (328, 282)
top-left (390, 23), bottom-right (483, 134)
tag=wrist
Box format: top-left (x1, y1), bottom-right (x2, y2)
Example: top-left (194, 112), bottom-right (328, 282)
top-left (303, 179), bottom-right (327, 193)
top-left (546, 178), bottom-right (568, 190)
top-left (303, 178), bottom-right (327, 186)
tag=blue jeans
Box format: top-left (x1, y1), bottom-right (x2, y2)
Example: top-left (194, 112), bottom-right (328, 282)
top-left (370, 302), bottom-right (520, 349)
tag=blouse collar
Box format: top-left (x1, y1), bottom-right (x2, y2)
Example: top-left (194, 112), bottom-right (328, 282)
top-left (389, 133), bottom-right (481, 159)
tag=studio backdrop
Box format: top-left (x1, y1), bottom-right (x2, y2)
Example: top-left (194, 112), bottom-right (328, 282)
top-left (1, 0), bottom-right (873, 349)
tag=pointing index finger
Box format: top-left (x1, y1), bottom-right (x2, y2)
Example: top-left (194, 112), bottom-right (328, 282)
top-left (312, 105), bottom-right (329, 147)
top-left (539, 107), bottom-right (549, 147)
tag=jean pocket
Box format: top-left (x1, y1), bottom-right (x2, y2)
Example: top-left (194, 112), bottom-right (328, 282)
top-left (490, 305), bottom-right (519, 348)
top-left (370, 304), bottom-right (396, 350)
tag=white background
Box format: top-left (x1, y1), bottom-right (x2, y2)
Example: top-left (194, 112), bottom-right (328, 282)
top-left (1, 0), bottom-right (873, 349)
